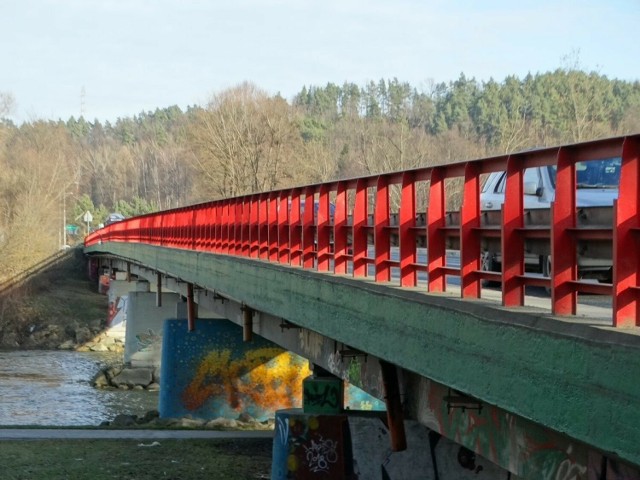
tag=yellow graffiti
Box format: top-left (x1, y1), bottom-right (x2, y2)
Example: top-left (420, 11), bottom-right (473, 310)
top-left (287, 454), bottom-right (299, 472)
top-left (182, 347), bottom-right (311, 411)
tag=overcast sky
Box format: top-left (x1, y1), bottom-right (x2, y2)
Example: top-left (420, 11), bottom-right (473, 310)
top-left (1, 0), bottom-right (638, 123)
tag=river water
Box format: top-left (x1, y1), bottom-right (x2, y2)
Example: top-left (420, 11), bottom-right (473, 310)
top-left (0, 350), bottom-right (158, 426)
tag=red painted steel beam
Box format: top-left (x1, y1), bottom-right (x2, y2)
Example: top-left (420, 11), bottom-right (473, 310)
top-left (334, 182), bottom-right (349, 275)
top-left (85, 134), bottom-right (640, 327)
top-left (241, 199), bottom-right (250, 257)
top-left (502, 155), bottom-right (525, 307)
top-left (234, 199), bottom-right (243, 255)
top-left (278, 194), bottom-right (290, 264)
top-left (613, 137), bottom-right (640, 327)
top-left (375, 176), bottom-right (391, 282)
top-left (258, 194), bottom-right (268, 260)
top-left (249, 195), bottom-right (259, 258)
top-left (552, 147), bottom-right (578, 315)
top-left (302, 188), bottom-right (315, 269)
top-left (427, 167), bottom-right (446, 292)
top-left (268, 193), bottom-right (279, 262)
top-left (317, 184), bottom-right (331, 272)
top-left (379, 360), bottom-right (407, 452)
top-left (290, 190), bottom-right (302, 266)
top-left (353, 179), bottom-right (368, 278)
top-left (460, 162), bottom-right (481, 298)
top-left (400, 172), bottom-right (417, 287)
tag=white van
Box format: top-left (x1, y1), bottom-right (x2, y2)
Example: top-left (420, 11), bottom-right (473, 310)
top-left (480, 157), bottom-right (620, 282)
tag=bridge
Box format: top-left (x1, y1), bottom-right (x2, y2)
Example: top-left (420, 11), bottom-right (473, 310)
top-left (85, 134), bottom-right (640, 479)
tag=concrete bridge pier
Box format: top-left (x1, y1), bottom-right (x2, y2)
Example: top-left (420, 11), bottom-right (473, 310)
top-left (273, 366), bottom-right (514, 480)
top-left (124, 285), bottom-right (180, 368)
top-left (158, 318), bottom-right (311, 421)
top-left (102, 270), bottom-right (140, 342)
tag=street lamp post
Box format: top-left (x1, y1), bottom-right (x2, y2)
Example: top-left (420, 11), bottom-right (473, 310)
top-left (61, 191), bottom-right (74, 249)
top-left (62, 193), bottom-right (67, 248)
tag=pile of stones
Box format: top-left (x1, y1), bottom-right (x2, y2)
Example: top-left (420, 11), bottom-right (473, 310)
top-left (101, 410), bottom-right (275, 431)
top-left (92, 364), bottom-right (161, 391)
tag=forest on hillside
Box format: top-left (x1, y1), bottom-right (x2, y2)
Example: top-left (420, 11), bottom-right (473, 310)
top-left (0, 68), bottom-right (639, 277)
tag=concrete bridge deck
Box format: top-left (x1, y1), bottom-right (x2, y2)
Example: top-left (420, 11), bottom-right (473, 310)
top-left (86, 241), bottom-right (640, 474)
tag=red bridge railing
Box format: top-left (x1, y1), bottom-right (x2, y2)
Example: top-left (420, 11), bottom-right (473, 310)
top-left (85, 135), bottom-right (640, 327)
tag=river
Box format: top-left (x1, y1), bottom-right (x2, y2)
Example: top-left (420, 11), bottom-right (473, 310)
top-left (0, 350), bottom-right (158, 426)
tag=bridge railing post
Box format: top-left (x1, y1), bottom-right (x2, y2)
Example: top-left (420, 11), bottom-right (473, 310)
top-left (460, 162), bottom-right (481, 298)
top-left (613, 137), bottom-right (640, 326)
top-left (427, 167), bottom-right (446, 292)
top-left (400, 172), bottom-right (417, 287)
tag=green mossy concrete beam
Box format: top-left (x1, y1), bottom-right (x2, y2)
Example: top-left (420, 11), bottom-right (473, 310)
top-left (86, 243), bottom-right (640, 466)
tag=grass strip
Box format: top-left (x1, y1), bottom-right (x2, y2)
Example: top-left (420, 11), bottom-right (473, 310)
top-left (0, 438), bottom-right (272, 479)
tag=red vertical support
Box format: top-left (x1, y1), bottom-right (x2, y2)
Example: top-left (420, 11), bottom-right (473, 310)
top-left (317, 185), bottom-right (331, 272)
top-left (170, 212), bottom-right (177, 248)
top-left (502, 155), bottom-right (525, 307)
top-left (213, 203), bottom-right (222, 253)
top-left (268, 193), bottom-right (279, 261)
top-left (204, 204), bottom-right (214, 252)
top-left (460, 162), bottom-right (481, 298)
top-left (222, 201), bottom-right (230, 254)
top-left (334, 182), bottom-right (348, 275)
top-left (191, 208), bottom-right (198, 250)
top-left (551, 147), bottom-right (577, 315)
top-left (227, 201), bottom-right (236, 254)
top-left (290, 190), bottom-right (302, 266)
top-left (241, 199), bottom-right (250, 256)
top-left (249, 195), bottom-right (259, 258)
top-left (258, 194), bottom-right (269, 259)
top-left (400, 172), bottom-right (417, 287)
top-left (613, 137), bottom-right (640, 326)
top-left (427, 168), bottom-right (446, 292)
top-left (302, 189), bottom-right (316, 269)
top-left (278, 193), bottom-right (290, 264)
top-left (159, 214), bottom-right (165, 247)
top-left (234, 199), bottom-right (243, 255)
top-left (375, 176), bottom-right (391, 282)
top-left (353, 179), bottom-right (368, 277)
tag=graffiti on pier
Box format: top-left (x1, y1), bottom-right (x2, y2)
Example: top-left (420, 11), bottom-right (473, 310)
top-left (161, 319), bottom-right (312, 421)
top-left (303, 378), bottom-right (341, 413)
top-left (107, 296), bottom-right (127, 327)
top-left (272, 411), bottom-right (351, 480)
top-left (136, 329), bottom-right (161, 352)
top-left (182, 347), bottom-right (310, 415)
top-left (304, 436), bottom-right (339, 473)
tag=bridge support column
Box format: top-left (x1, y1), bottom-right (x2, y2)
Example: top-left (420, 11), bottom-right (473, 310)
top-left (380, 360), bottom-right (407, 452)
top-left (159, 319), bottom-right (310, 421)
top-left (272, 410), bottom-right (513, 480)
top-left (124, 287), bottom-right (180, 367)
top-left (303, 365), bottom-right (343, 415)
top-left (103, 271), bottom-right (140, 342)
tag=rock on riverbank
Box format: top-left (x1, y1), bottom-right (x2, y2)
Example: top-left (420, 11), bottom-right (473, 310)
top-left (92, 365), bottom-right (160, 391)
top-left (101, 410), bottom-right (275, 431)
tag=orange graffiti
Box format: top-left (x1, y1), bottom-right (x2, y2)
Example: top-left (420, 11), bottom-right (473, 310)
top-left (182, 347), bottom-right (311, 412)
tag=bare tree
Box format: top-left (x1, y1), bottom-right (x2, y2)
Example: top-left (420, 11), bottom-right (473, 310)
top-left (188, 83), bottom-right (302, 198)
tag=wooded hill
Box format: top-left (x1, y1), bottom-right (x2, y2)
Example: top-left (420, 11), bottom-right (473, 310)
top-left (0, 69), bottom-right (639, 276)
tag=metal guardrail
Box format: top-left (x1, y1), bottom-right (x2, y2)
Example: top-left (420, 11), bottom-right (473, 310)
top-left (85, 134), bottom-right (640, 327)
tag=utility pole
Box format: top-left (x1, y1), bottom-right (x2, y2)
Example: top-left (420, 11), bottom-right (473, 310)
top-left (63, 193), bottom-right (67, 248)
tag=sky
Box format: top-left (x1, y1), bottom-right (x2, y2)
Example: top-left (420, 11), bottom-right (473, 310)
top-left (1, 0), bottom-right (638, 124)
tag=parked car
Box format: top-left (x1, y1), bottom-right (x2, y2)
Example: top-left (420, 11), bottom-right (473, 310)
top-left (480, 156), bottom-right (620, 282)
top-left (104, 213), bottom-right (125, 226)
